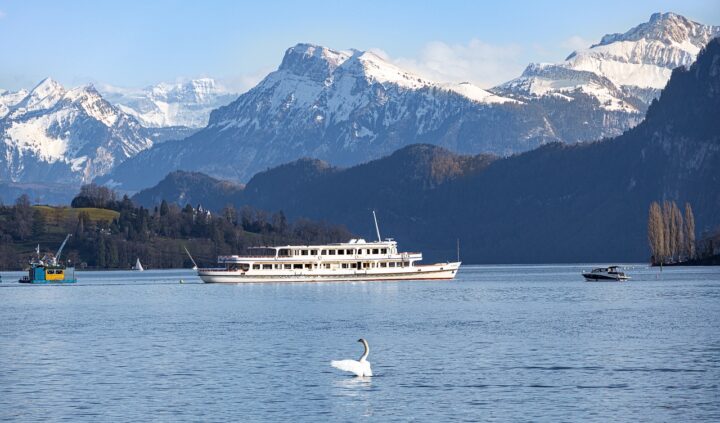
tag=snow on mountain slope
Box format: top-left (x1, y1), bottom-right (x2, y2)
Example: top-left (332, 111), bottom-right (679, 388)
top-left (495, 12), bottom-right (719, 110)
top-left (0, 78), bottom-right (153, 184)
top-left (0, 88), bottom-right (29, 119)
top-left (212, 44), bottom-right (518, 129)
top-left (98, 44), bottom-right (577, 190)
top-left (101, 78), bottom-right (238, 128)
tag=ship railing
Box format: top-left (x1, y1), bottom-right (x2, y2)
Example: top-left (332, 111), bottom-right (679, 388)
top-left (219, 255), bottom-right (280, 260)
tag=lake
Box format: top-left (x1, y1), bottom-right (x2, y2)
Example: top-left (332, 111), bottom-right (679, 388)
top-left (1, 265), bottom-right (719, 422)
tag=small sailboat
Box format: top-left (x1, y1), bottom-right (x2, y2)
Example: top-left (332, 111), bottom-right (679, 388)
top-left (133, 258), bottom-right (144, 271)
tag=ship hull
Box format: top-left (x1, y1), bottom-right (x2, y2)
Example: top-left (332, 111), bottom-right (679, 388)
top-left (582, 274), bottom-right (629, 281)
top-left (198, 262), bottom-right (460, 283)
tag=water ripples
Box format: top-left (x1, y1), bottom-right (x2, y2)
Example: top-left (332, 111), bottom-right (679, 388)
top-left (0, 265), bottom-right (719, 422)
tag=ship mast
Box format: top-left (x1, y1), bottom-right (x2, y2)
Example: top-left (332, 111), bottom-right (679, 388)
top-left (372, 210), bottom-right (382, 242)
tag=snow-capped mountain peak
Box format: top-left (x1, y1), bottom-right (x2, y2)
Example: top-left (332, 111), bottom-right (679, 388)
top-left (344, 49), bottom-right (436, 89)
top-left (272, 43), bottom-right (516, 104)
top-left (63, 84), bottom-right (120, 127)
top-left (279, 43), bottom-right (351, 80)
top-left (495, 12), bottom-right (719, 110)
top-left (566, 12), bottom-right (720, 88)
top-left (101, 77), bottom-right (238, 128)
top-left (593, 12), bottom-right (717, 49)
top-left (11, 77), bottom-right (66, 117)
top-left (0, 79), bottom-right (152, 184)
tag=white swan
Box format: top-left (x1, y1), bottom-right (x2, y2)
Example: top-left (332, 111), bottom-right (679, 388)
top-left (331, 338), bottom-right (373, 377)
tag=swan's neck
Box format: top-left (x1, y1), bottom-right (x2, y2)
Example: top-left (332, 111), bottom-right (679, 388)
top-left (359, 339), bottom-right (369, 361)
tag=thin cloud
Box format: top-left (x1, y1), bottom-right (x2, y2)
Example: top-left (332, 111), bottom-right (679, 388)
top-left (0, 10), bottom-right (6, 19)
top-left (388, 39), bottom-right (527, 89)
top-left (219, 67), bottom-right (274, 94)
top-left (561, 35), bottom-right (593, 52)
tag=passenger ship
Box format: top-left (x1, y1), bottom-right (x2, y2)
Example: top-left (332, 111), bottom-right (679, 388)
top-left (197, 214), bottom-right (461, 283)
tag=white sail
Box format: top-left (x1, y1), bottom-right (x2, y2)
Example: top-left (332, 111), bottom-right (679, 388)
top-left (133, 258), bottom-right (144, 271)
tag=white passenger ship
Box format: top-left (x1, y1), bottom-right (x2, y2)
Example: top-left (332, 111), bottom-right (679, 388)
top-left (197, 213), bottom-right (461, 283)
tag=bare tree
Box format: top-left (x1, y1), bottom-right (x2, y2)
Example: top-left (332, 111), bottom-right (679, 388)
top-left (671, 202), bottom-right (684, 262)
top-left (662, 201), bottom-right (674, 262)
top-left (648, 202), bottom-right (665, 265)
top-left (685, 203), bottom-right (696, 260)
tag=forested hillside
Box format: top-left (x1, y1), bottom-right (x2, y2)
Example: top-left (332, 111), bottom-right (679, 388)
top-left (0, 188), bottom-right (351, 270)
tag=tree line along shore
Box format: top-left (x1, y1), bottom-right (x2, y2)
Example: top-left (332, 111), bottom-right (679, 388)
top-left (647, 201), bottom-right (719, 266)
top-left (0, 185), bottom-right (352, 271)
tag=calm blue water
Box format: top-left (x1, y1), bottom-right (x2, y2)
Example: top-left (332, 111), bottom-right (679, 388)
top-left (1, 265), bottom-right (719, 422)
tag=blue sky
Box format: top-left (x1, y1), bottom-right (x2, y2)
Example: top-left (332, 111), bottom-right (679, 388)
top-left (0, 0), bottom-right (718, 92)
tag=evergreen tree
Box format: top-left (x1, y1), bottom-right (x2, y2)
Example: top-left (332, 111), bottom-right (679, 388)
top-left (32, 209), bottom-right (46, 237)
top-left (160, 200), bottom-right (170, 216)
top-left (97, 235), bottom-right (107, 268)
top-left (12, 194), bottom-right (33, 241)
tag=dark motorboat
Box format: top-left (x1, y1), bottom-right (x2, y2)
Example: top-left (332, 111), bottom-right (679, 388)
top-left (582, 266), bottom-right (630, 281)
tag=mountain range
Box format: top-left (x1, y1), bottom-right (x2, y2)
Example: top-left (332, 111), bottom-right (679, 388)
top-left (0, 78), bottom-right (152, 186)
top-left (101, 12), bottom-right (719, 191)
top-left (133, 38), bottom-right (720, 263)
top-left (0, 12), bottom-right (717, 205)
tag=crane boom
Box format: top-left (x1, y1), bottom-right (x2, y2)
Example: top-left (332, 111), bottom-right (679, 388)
top-left (55, 234), bottom-right (71, 261)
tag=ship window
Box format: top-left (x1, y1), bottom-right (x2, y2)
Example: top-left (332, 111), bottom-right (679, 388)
top-left (274, 264), bottom-right (281, 269)
top-left (301, 250), bottom-right (308, 255)
top-left (284, 264), bottom-right (292, 269)
top-left (329, 250), bottom-right (336, 255)
top-left (305, 264), bottom-right (312, 269)
top-left (47, 270), bottom-right (54, 274)
top-left (253, 264), bottom-right (260, 269)
top-left (324, 263), bottom-right (331, 269)
top-left (310, 250), bottom-right (317, 255)
top-left (372, 249), bottom-right (379, 254)
top-left (380, 262), bottom-right (387, 268)
top-left (390, 262), bottom-right (396, 267)
top-left (321, 250), bottom-right (327, 255)
top-left (381, 248), bottom-right (387, 254)
top-left (338, 250), bottom-right (345, 255)
top-left (263, 264), bottom-right (272, 269)
top-left (293, 264), bottom-right (302, 269)
top-left (350, 263), bottom-right (356, 268)
top-left (347, 249), bottom-right (354, 255)
top-left (279, 249), bottom-right (290, 256)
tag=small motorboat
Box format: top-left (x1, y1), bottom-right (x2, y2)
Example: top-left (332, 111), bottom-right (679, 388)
top-left (583, 266), bottom-right (630, 281)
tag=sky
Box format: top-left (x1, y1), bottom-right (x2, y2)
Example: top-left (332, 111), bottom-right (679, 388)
top-left (0, 0), bottom-right (718, 93)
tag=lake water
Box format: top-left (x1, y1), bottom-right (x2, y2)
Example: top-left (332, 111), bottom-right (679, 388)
top-left (1, 265), bottom-right (719, 422)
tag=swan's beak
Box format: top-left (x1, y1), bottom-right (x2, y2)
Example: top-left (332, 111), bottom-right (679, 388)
top-left (357, 338), bottom-right (363, 343)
